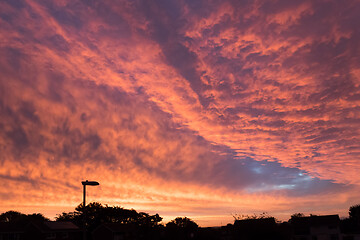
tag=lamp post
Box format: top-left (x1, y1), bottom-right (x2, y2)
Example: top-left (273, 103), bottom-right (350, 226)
top-left (81, 180), bottom-right (99, 240)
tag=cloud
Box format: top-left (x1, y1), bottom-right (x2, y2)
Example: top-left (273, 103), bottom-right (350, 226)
top-left (0, 0), bottom-right (359, 226)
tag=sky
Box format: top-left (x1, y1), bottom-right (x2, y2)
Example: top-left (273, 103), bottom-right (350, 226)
top-left (0, 0), bottom-right (360, 227)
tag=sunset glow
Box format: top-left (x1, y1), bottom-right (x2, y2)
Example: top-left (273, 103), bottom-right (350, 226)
top-left (1, 0), bottom-right (360, 227)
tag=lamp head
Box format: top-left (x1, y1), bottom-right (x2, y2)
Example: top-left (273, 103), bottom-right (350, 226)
top-left (82, 180), bottom-right (100, 186)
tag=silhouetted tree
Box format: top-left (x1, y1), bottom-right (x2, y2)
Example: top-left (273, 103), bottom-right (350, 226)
top-left (342, 203), bottom-right (360, 232)
top-left (349, 204), bottom-right (360, 223)
top-left (56, 202), bottom-right (162, 233)
top-left (233, 212), bottom-right (272, 221)
top-left (56, 210), bottom-right (82, 226)
top-left (291, 213), bottom-right (305, 218)
top-left (289, 213), bottom-right (305, 223)
top-left (0, 211), bottom-right (25, 222)
top-left (166, 217), bottom-right (198, 229)
top-left (166, 217), bottom-right (198, 240)
top-left (339, 205), bottom-right (360, 234)
top-left (0, 211), bottom-right (49, 224)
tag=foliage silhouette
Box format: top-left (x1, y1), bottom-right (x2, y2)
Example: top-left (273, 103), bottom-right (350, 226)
top-left (166, 217), bottom-right (198, 229)
top-left (289, 213), bottom-right (305, 223)
top-left (56, 202), bottom-right (162, 233)
top-left (165, 217), bottom-right (198, 240)
top-left (341, 203), bottom-right (360, 233)
top-left (2, 203), bottom-right (359, 240)
top-left (349, 204), bottom-right (360, 223)
top-left (290, 213), bottom-right (305, 218)
top-left (0, 211), bottom-right (49, 224)
top-left (233, 212), bottom-right (272, 220)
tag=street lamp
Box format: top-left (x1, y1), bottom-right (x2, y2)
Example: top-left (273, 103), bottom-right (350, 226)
top-left (82, 180), bottom-right (99, 207)
top-left (81, 180), bottom-right (99, 240)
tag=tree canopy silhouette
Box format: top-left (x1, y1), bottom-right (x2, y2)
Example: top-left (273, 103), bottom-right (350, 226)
top-left (56, 202), bottom-right (162, 232)
top-left (165, 217), bottom-right (198, 240)
top-left (289, 213), bottom-right (305, 223)
top-left (233, 212), bottom-right (273, 221)
top-left (346, 203), bottom-right (360, 230)
top-left (166, 217), bottom-right (198, 229)
top-left (0, 211), bottom-right (49, 224)
top-left (349, 204), bottom-right (360, 222)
